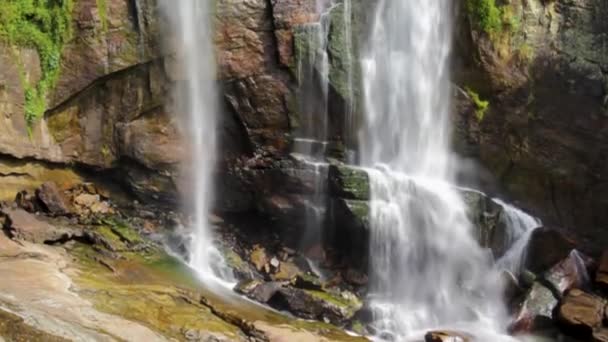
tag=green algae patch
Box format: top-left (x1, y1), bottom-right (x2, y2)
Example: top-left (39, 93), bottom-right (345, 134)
top-left (70, 243), bottom-right (245, 340)
top-left (66, 215), bottom-right (367, 341)
top-left (306, 289), bottom-right (363, 319)
top-left (0, 0), bottom-right (74, 124)
top-left (465, 87), bottom-right (489, 122)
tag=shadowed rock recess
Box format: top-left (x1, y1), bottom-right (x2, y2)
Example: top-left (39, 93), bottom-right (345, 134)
top-left (0, 0), bottom-right (607, 341)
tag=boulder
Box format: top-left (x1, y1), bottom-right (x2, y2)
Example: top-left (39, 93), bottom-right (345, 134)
top-left (35, 182), bottom-right (69, 215)
top-left (511, 282), bottom-right (558, 334)
top-left (460, 190), bottom-right (508, 258)
top-left (234, 280), bottom-right (284, 303)
top-left (524, 227), bottom-right (577, 274)
top-left (328, 162), bottom-right (370, 200)
top-left (1, 208), bottom-right (73, 243)
top-left (250, 245), bottom-right (269, 272)
top-left (596, 251), bottom-right (608, 291)
top-left (272, 261), bottom-right (302, 282)
top-left (543, 250), bottom-right (592, 297)
top-left (557, 289), bottom-right (605, 338)
top-left (269, 287), bottom-right (362, 325)
top-left (425, 331), bottom-right (471, 342)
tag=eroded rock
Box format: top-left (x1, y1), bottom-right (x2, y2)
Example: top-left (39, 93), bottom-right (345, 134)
top-left (35, 182), bottom-right (70, 215)
top-left (1, 208), bottom-right (74, 244)
top-left (557, 289), bottom-right (605, 338)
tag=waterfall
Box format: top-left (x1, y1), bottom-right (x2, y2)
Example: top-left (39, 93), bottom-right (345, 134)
top-left (359, 1), bottom-right (519, 340)
top-left (160, 0), bottom-right (232, 284)
top-left (293, 0), bottom-right (353, 258)
top-left (494, 199), bottom-right (542, 275)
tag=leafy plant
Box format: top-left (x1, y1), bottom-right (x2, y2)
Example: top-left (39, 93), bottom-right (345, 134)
top-left (466, 0), bottom-right (502, 35)
top-left (465, 87), bottom-right (489, 122)
top-left (0, 0), bottom-right (74, 125)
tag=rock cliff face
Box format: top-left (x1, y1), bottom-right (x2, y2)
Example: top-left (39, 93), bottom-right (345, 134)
top-left (453, 0), bottom-right (608, 252)
top-left (0, 0), bottom-right (607, 250)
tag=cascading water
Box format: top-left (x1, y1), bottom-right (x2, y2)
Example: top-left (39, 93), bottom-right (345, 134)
top-left (293, 0), bottom-right (353, 257)
top-left (160, 0), bottom-right (232, 284)
top-left (359, 1), bottom-right (523, 340)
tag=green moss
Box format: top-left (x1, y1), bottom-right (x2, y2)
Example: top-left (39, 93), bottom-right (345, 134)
top-left (102, 218), bottom-right (144, 245)
top-left (466, 0), bottom-right (502, 35)
top-left (96, 0), bottom-right (107, 32)
top-left (0, 0), bottom-right (74, 125)
top-left (465, 87), bottom-right (489, 122)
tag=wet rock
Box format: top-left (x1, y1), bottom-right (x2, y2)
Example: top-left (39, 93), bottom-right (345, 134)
top-left (294, 273), bottom-right (323, 290)
top-left (328, 198), bottom-right (369, 269)
top-left (234, 279), bottom-right (284, 303)
top-left (35, 182), bottom-right (69, 215)
top-left (524, 227), bottom-right (577, 274)
top-left (502, 270), bottom-right (524, 308)
top-left (345, 268), bottom-right (368, 287)
top-left (596, 251), bottom-right (608, 291)
top-left (222, 248), bottom-right (260, 281)
top-left (328, 162), bottom-right (370, 200)
top-left (425, 331), bottom-right (471, 342)
top-left (270, 287), bottom-right (362, 324)
top-left (460, 190), bottom-right (508, 258)
top-left (557, 289), bottom-right (605, 338)
top-left (272, 261), bottom-right (301, 282)
top-left (1, 208), bottom-right (74, 243)
top-left (250, 245), bottom-right (269, 272)
top-left (543, 250), bottom-right (591, 297)
top-left (511, 282), bottom-right (558, 334)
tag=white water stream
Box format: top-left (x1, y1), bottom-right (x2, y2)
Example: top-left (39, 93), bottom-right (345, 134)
top-left (359, 1), bottom-right (539, 340)
top-left (160, 0), bottom-right (232, 286)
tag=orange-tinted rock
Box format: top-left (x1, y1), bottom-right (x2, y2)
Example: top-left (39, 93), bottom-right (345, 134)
top-left (557, 289), bottom-right (605, 338)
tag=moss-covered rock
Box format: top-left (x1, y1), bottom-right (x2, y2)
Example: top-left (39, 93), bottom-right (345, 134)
top-left (328, 161), bottom-right (370, 200)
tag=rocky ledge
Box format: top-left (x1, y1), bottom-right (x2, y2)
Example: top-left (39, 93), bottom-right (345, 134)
top-left (0, 181), bottom-right (366, 341)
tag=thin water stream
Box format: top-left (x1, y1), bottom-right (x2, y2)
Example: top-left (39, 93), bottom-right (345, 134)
top-left (160, 0), bottom-right (232, 286)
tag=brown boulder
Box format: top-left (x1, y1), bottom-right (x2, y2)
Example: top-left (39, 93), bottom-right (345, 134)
top-left (557, 289), bottom-right (605, 338)
top-left (36, 182), bottom-right (69, 215)
top-left (425, 331), bottom-right (471, 342)
top-left (1, 208), bottom-right (73, 243)
top-left (524, 227), bottom-right (577, 274)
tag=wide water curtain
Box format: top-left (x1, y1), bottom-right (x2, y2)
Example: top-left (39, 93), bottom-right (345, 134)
top-left (161, 0), bottom-right (227, 281)
top-left (360, 1), bottom-right (510, 339)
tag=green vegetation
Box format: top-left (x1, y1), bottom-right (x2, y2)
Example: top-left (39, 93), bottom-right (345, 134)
top-left (96, 0), bottom-right (107, 32)
top-left (466, 0), bottom-right (502, 35)
top-left (466, 0), bottom-right (520, 36)
top-left (0, 0), bottom-right (74, 125)
top-left (465, 87), bottom-right (489, 122)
